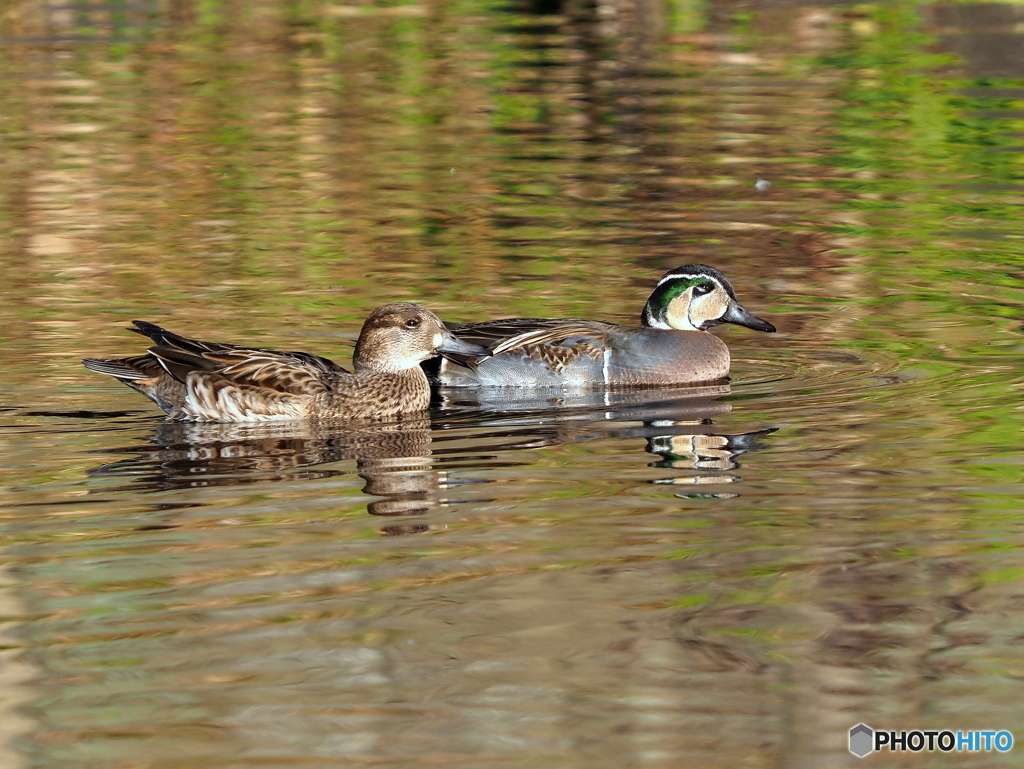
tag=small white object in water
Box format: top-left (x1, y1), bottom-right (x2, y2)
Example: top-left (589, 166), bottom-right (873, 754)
top-left (754, 178), bottom-right (772, 192)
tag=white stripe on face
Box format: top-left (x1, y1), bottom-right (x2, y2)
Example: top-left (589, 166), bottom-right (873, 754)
top-left (656, 272), bottom-right (704, 288)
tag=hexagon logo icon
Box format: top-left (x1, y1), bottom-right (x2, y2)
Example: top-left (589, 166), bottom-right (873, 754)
top-left (849, 724), bottom-right (874, 758)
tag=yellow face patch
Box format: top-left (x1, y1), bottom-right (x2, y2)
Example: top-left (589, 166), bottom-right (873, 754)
top-left (665, 288), bottom-right (698, 331)
top-left (689, 285), bottom-right (730, 328)
top-left (665, 285), bottom-right (730, 330)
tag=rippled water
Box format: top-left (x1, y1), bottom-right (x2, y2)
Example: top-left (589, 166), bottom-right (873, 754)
top-left (1, 0), bottom-right (1023, 766)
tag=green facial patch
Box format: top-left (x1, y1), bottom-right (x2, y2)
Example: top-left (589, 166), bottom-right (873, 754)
top-left (644, 276), bottom-right (712, 323)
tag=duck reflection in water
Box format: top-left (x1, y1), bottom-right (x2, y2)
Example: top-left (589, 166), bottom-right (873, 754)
top-left (646, 428), bottom-right (774, 498)
top-left (88, 417), bottom-right (448, 526)
top-left (88, 384), bottom-right (774, 531)
top-left (433, 382), bottom-right (774, 498)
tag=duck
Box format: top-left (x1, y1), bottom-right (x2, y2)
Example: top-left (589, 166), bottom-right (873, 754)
top-left (429, 264), bottom-right (775, 387)
top-left (82, 303), bottom-right (488, 422)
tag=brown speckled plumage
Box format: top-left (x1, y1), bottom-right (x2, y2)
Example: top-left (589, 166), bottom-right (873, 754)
top-left (83, 303), bottom-right (488, 422)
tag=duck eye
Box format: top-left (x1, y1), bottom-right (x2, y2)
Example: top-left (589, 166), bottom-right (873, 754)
top-left (693, 283), bottom-right (713, 296)
top-left (404, 318), bottom-right (421, 329)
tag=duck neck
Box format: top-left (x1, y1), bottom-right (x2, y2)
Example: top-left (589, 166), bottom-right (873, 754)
top-left (353, 339), bottom-right (432, 376)
top-left (353, 354), bottom-right (428, 388)
top-left (352, 341), bottom-right (377, 372)
top-left (641, 300), bottom-right (699, 332)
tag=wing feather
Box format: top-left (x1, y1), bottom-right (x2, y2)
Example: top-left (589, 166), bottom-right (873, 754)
top-left (130, 321), bottom-right (347, 396)
top-left (445, 318), bottom-right (614, 350)
top-left (489, 322), bottom-right (614, 356)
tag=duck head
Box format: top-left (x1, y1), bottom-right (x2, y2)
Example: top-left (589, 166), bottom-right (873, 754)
top-left (354, 303), bottom-right (490, 372)
top-left (640, 264), bottom-right (776, 333)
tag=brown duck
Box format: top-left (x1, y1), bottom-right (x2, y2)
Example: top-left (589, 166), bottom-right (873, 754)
top-left (82, 303), bottom-right (487, 422)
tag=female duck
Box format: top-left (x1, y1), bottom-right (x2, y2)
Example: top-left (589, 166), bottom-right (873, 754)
top-left (432, 265), bottom-right (775, 387)
top-left (83, 303), bottom-right (487, 421)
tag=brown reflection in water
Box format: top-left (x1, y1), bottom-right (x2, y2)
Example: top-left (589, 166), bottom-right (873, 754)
top-left (0, 566), bottom-right (33, 769)
top-left (926, 2), bottom-right (1024, 78)
top-left (436, 383), bottom-right (772, 496)
top-left (647, 426), bottom-right (774, 497)
top-left (84, 384), bottom-right (768, 526)
top-left (88, 417), bottom-right (448, 526)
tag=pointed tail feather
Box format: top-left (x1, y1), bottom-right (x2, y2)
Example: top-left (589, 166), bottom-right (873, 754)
top-left (130, 320), bottom-right (196, 350)
top-left (82, 355), bottom-right (164, 381)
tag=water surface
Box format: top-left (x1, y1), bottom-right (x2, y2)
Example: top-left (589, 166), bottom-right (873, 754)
top-left (1, 0), bottom-right (1023, 766)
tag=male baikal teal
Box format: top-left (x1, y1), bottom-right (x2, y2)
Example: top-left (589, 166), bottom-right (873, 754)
top-left (430, 265), bottom-right (776, 387)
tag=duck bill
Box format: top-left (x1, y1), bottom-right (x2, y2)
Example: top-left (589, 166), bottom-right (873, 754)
top-left (722, 302), bottom-right (776, 333)
top-left (437, 331), bottom-right (491, 359)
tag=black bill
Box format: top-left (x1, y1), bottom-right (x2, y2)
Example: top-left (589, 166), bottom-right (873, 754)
top-left (722, 302), bottom-right (776, 333)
